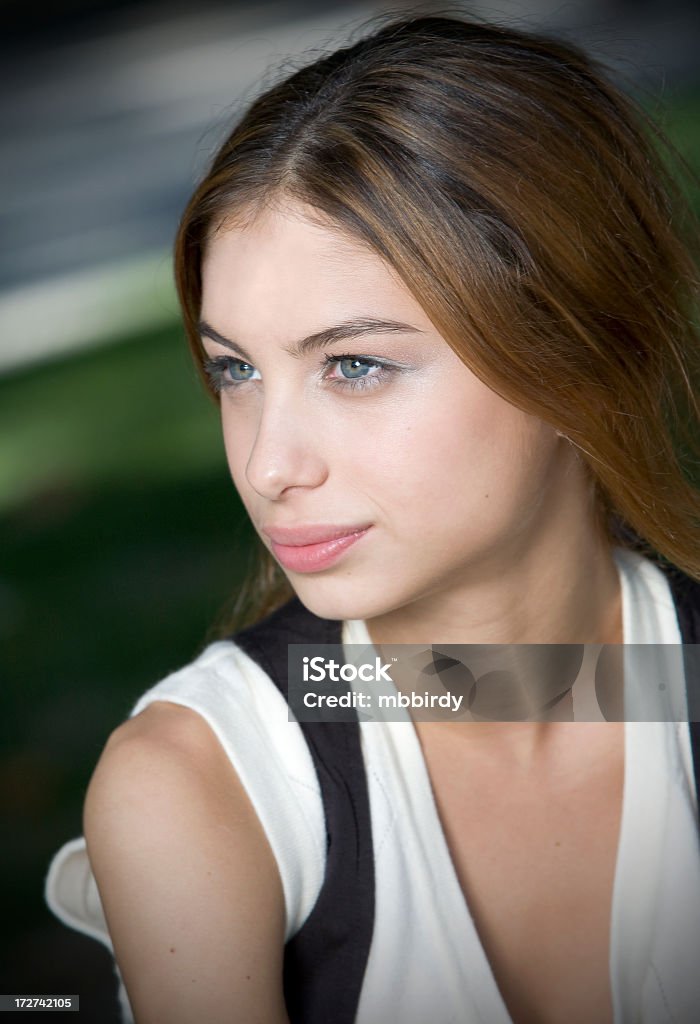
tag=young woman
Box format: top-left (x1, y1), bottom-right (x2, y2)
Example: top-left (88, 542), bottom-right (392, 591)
top-left (46, 13), bottom-right (700, 1024)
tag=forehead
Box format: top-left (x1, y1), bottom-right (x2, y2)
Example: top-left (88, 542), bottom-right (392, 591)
top-left (200, 204), bottom-right (430, 337)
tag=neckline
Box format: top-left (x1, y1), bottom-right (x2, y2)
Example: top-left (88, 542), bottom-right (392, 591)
top-left (342, 546), bottom-right (679, 1024)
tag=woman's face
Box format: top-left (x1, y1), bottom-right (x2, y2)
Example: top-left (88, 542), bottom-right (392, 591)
top-left (200, 202), bottom-right (575, 623)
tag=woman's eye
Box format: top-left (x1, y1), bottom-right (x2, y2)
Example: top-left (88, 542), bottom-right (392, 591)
top-left (336, 357), bottom-right (373, 379)
top-left (323, 354), bottom-right (392, 392)
top-left (202, 356), bottom-right (260, 393)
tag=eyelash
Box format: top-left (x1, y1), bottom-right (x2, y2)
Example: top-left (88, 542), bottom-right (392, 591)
top-left (201, 354), bottom-right (395, 395)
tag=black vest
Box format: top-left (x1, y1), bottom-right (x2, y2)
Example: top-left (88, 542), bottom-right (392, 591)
top-left (231, 565), bottom-right (700, 1024)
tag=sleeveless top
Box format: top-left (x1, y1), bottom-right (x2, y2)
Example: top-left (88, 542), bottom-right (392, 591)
top-left (45, 547), bottom-right (700, 1023)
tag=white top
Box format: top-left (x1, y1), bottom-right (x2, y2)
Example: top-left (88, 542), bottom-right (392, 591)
top-left (45, 547), bottom-right (700, 1023)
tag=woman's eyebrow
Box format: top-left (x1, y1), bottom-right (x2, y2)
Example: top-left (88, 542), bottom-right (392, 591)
top-left (197, 317), bottom-right (424, 362)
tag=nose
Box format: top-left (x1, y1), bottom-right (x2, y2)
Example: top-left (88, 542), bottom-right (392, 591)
top-left (244, 394), bottom-right (328, 501)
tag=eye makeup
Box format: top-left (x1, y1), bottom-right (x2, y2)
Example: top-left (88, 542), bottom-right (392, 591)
top-left (201, 352), bottom-right (404, 395)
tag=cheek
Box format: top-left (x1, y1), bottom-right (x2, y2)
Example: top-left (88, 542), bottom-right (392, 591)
top-left (220, 413), bottom-right (253, 497)
top-left (380, 387), bottom-right (557, 517)
top-left (371, 384), bottom-right (499, 491)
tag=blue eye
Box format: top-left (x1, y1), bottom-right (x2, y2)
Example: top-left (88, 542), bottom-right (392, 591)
top-left (202, 357), bottom-right (258, 392)
top-left (337, 357), bottom-right (372, 379)
top-left (324, 354), bottom-right (394, 392)
top-left (226, 360), bottom-right (255, 381)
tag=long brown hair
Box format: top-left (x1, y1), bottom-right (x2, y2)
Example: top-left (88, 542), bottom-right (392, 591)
top-left (174, 13), bottom-right (700, 633)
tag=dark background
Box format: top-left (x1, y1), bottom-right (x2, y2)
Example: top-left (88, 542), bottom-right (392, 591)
top-left (1, 1), bottom-right (699, 1019)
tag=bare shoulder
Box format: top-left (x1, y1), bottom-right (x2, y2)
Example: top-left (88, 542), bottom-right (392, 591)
top-left (84, 700), bottom-right (289, 1024)
top-left (86, 700), bottom-right (261, 838)
top-left (93, 698), bottom-right (237, 778)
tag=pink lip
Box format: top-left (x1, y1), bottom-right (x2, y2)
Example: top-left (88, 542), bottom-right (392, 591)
top-left (262, 524), bottom-right (372, 573)
top-left (262, 523), bottom-right (372, 546)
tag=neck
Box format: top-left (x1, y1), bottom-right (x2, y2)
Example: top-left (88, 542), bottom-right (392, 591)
top-left (360, 459), bottom-right (624, 766)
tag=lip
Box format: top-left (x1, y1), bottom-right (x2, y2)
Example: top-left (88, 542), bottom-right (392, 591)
top-left (261, 523), bottom-right (372, 546)
top-left (262, 523), bottom-right (372, 573)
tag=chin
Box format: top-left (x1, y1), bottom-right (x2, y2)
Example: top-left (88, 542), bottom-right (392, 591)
top-left (289, 575), bottom-right (394, 625)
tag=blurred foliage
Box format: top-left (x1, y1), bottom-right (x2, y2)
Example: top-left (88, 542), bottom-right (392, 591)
top-left (0, 325), bottom-right (225, 512)
top-left (660, 87), bottom-right (700, 212)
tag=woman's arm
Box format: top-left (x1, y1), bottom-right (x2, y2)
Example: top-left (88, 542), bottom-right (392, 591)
top-left (83, 701), bottom-right (291, 1024)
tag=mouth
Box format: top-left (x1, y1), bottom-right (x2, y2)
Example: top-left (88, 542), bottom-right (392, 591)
top-left (263, 524), bottom-right (372, 573)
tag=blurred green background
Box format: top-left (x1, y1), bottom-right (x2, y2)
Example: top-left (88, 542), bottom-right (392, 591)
top-left (1, 35), bottom-right (699, 1024)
